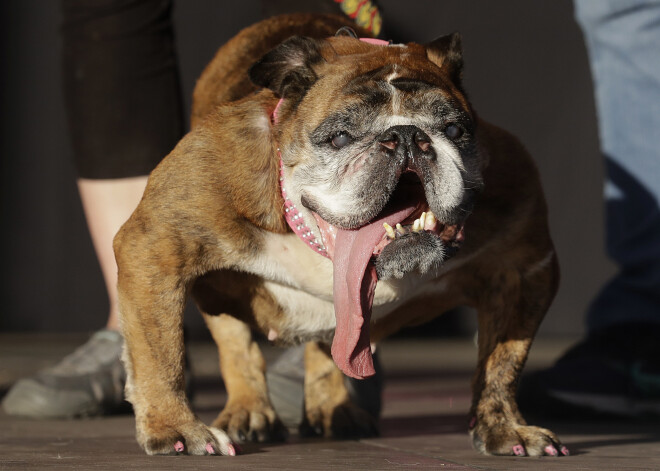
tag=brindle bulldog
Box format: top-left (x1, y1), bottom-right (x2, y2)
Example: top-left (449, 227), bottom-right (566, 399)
top-left (114, 13), bottom-right (566, 458)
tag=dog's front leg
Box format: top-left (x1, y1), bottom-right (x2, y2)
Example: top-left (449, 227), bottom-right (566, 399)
top-left (469, 260), bottom-right (567, 457)
top-left (204, 314), bottom-right (287, 443)
top-left (301, 341), bottom-right (379, 439)
top-left (115, 231), bottom-right (234, 456)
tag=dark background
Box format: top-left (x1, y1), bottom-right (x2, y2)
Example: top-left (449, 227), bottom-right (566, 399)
top-left (0, 0), bottom-right (613, 337)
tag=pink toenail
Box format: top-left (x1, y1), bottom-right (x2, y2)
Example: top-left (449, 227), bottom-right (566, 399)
top-left (469, 416), bottom-right (477, 429)
top-left (205, 443), bottom-right (216, 455)
top-left (226, 444), bottom-right (236, 456)
top-left (174, 441), bottom-right (184, 453)
top-left (560, 446), bottom-right (570, 456)
top-left (545, 445), bottom-right (558, 456)
top-left (512, 444), bottom-right (526, 456)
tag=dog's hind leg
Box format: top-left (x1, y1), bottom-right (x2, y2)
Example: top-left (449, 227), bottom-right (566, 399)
top-left (467, 255), bottom-right (567, 457)
top-left (204, 313), bottom-right (288, 443)
top-left (300, 341), bottom-right (379, 439)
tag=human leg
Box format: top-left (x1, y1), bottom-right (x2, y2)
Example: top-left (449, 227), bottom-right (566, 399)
top-left (78, 177), bottom-right (149, 330)
top-left (519, 0), bottom-right (660, 417)
top-left (578, 0), bottom-right (660, 332)
top-left (2, 0), bottom-right (182, 418)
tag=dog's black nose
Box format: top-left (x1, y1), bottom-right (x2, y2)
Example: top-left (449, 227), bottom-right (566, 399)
top-left (379, 125), bottom-right (433, 160)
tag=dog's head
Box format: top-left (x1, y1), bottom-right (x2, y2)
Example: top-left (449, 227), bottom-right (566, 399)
top-left (250, 31), bottom-right (484, 379)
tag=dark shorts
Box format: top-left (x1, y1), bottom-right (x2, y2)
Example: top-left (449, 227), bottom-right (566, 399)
top-left (61, 0), bottom-right (183, 179)
top-left (61, 0), bottom-right (380, 179)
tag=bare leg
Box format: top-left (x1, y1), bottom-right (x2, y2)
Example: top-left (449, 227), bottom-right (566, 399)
top-left (77, 176), bottom-right (148, 330)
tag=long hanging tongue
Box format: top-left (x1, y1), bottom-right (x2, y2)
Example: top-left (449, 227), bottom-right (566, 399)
top-left (331, 204), bottom-right (417, 379)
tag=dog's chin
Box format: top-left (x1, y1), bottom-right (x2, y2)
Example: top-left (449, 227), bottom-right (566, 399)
top-left (373, 225), bottom-right (463, 280)
top-left (369, 199), bottom-right (465, 280)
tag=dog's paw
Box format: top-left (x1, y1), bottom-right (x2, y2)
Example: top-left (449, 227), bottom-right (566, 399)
top-left (212, 401), bottom-right (288, 444)
top-left (301, 401), bottom-right (379, 439)
top-left (140, 420), bottom-right (237, 456)
top-left (470, 419), bottom-right (568, 457)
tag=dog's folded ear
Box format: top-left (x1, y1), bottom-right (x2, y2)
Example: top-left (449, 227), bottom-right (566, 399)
top-left (249, 36), bottom-right (325, 100)
top-left (425, 32), bottom-right (463, 88)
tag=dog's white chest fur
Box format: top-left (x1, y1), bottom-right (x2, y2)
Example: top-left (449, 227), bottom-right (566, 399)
top-left (244, 231), bottom-right (437, 340)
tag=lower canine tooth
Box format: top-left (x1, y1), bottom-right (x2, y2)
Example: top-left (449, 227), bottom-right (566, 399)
top-left (396, 223), bottom-right (406, 235)
top-left (426, 211), bottom-right (436, 229)
top-left (383, 223), bottom-right (396, 239)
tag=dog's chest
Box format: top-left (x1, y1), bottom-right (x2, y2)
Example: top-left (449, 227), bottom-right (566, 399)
top-left (244, 231), bottom-right (440, 341)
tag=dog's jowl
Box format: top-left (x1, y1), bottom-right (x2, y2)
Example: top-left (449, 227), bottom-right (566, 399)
top-left (114, 13), bottom-right (564, 457)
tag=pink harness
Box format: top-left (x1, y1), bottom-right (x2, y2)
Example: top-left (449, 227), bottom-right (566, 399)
top-left (273, 37), bottom-right (390, 259)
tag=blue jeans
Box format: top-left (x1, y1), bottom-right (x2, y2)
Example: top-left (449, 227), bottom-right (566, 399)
top-left (575, 0), bottom-right (660, 331)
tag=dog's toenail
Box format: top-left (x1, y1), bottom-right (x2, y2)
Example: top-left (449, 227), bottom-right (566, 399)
top-left (544, 445), bottom-right (558, 456)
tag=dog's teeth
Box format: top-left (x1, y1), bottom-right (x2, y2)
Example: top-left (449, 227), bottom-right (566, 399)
top-left (412, 219), bottom-right (422, 233)
top-left (426, 211), bottom-right (436, 229)
top-left (420, 212), bottom-right (426, 228)
top-left (383, 223), bottom-right (396, 239)
top-left (396, 223), bottom-right (406, 235)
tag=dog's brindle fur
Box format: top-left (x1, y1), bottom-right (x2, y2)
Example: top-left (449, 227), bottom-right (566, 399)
top-left (114, 14), bottom-right (563, 457)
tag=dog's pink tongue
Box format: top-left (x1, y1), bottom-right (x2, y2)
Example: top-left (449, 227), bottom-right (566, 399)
top-left (332, 227), bottom-right (380, 379)
top-left (331, 206), bottom-right (416, 379)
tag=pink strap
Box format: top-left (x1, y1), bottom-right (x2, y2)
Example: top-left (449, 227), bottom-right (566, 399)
top-left (279, 153), bottom-right (329, 258)
top-left (272, 97), bottom-right (284, 125)
top-left (359, 37), bottom-right (390, 46)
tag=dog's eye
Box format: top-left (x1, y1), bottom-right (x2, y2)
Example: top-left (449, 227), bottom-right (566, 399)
top-left (444, 124), bottom-right (464, 140)
top-left (331, 132), bottom-right (352, 149)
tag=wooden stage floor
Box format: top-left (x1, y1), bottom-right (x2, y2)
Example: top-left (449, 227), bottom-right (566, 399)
top-left (1, 334), bottom-right (659, 470)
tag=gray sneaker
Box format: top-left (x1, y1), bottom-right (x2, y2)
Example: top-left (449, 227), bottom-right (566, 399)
top-left (2, 329), bottom-right (129, 418)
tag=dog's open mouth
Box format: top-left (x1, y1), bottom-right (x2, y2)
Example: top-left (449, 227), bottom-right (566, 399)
top-left (313, 174), bottom-right (465, 259)
top-left (308, 173), bottom-right (465, 380)
top-left (372, 207), bottom-right (464, 256)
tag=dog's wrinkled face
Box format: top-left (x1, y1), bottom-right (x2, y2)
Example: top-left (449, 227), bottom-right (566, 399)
top-left (303, 67), bottom-right (475, 228)
top-left (301, 63), bottom-right (480, 280)
top-left (250, 33), bottom-right (484, 379)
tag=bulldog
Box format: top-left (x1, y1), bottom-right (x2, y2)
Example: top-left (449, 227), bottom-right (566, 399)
top-left (114, 13), bottom-right (566, 458)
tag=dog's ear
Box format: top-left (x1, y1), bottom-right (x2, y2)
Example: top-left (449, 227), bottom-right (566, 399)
top-left (425, 32), bottom-right (463, 87)
top-left (249, 36), bottom-right (325, 100)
